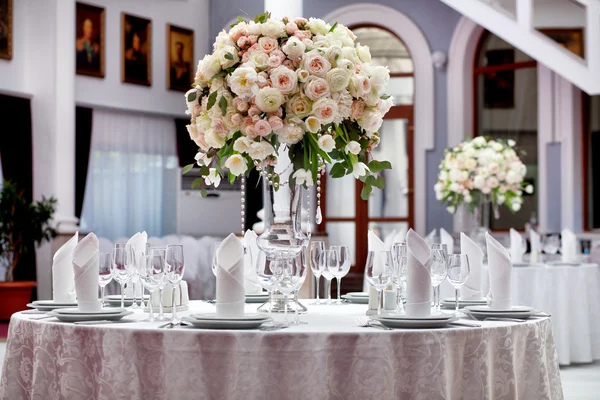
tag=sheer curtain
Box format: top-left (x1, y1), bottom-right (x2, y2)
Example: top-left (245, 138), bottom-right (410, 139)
top-left (80, 109), bottom-right (179, 240)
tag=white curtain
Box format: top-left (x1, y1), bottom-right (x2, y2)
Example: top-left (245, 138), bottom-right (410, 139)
top-left (80, 109), bottom-right (179, 240)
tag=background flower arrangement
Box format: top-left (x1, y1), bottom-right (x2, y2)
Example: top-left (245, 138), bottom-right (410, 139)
top-left (435, 136), bottom-right (534, 215)
top-left (182, 12), bottom-right (392, 199)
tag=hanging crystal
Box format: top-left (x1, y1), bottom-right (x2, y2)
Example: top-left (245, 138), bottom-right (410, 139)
top-left (240, 176), bottom-right (246, 236)
top-left (315, 171), bottom-right (323, 225)
top-left (306, 185), bottom-right (312, 239)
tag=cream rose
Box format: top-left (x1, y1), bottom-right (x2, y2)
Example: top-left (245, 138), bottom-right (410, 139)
top-left (248, 141), bottom-right (275, 161)
top-left (317, 134), bottom-right (335, 152)
top-left (258, 37), bottom-right (279, 53)
top-left (261, 19), bottom-right (285, 38)
top-left (345, 140), bottom-right (361, 155)
top-left (349, 74), bottom-right (371, 97)
top-left (306, 18), bottom-right (330, 35)
top-left (225, 154), bottom-right (248, 176)
top-left (270, 65), bottom-right (297, 95)
top-left (228, 65), bottom-right (259, 100)
top-left (204, 129), bottom-right (226, 149)
top-left (287, 94), bottom-right (312, 118)
top-left (215, 45), bottom-right (239, 69)
top-left (325, 68), bottom-right (350, 92)
top-left (356, 44), bottom-right (372, 63)
top-left (248, 51), bottom-right (269, 70)
top-left (297, 69), bottom-right (310, 83)
top-left (279, 123), bottom-right (304, 145)
top-left (304, 77), bottom-right (331, 101)
top-left (377, 96), bottom-right (394, 115)
top-left (303, 51), bottom-right (332, 77)
top-left (312, 98), bottom-right (337, 124)
top-left (357, 109), bottom-right (383, 136)
top-left (282, 36), bottom-right (306, 59)
top-left (198, 54), bottom-right (222, 80)
top-left (255, 87), bottom-right (285, 113)
top-left (325, 45), bottom-right (343, 65)
top-left (369, 65), bottom-right (390, 93)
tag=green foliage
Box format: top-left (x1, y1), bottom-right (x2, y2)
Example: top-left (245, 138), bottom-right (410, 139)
top-left (329, 22), bottom-right (338, 33)
top-left (206, 91), bottom-right (218, 111)
top-left (182, 163), bottom-right (195, 175)
top-left (219, 96), bottom-right (228, 117)
top-left (254, 12), bottom-right (271, 23)
top-left (186, 91), bottom-right (197, 102)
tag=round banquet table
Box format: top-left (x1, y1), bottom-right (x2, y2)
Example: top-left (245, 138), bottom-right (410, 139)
top-left (440, 262), bottom-right (600, 365)
top-left (1, 302), bottom-right (563, 400)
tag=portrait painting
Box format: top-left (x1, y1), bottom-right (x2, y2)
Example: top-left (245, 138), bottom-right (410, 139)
top-left (483, 49), bottom-right (514, 109)
top-left (0, 0), bottom-right (12, 60)
top-left (75, 2), bottom-right (104, 78)
top-left (122, 13), bottom-right (152, 86)
top-left (167, 24), bottom-right (194, 92)
top-left (538, 28), bottom-right (584, 58)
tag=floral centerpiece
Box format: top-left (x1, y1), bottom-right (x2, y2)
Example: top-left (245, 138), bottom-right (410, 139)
top-left (435, 136), bottom-right (533, 216)
top-left (182, 12), bottom-right (392, 200)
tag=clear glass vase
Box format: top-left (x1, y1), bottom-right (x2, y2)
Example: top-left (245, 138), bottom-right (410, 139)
top-left (471, 195), bottom-right (499, 262)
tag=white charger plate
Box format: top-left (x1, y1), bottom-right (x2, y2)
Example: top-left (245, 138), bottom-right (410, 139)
top-left (465, 305), bottom-right (535, 313)
top-left (32, 300), bottom-right (78, 306)
top-left (346, 292), bottom-right (369, 297)
top-left (182, 316), bottom-right (268, 330)
top-left (54, 307), bottom-right (126, 315)
top-left (341, 294), bottom-right (368, 304)
top-left (48, 310), bottom-right (133, 323)
top-left (377, 312), bottom-right (457, 321)
top-left (191, 313), bottom-right (269, 321)
top-left (372, 315), bottom-right (458, 329)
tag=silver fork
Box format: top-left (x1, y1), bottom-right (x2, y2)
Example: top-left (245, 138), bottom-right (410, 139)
top-left (354, 317), bottom-right (393, 330)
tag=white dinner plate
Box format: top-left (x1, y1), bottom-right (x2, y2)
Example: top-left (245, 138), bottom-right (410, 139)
top-left (377, 312), bottom-right (457, 321)
top-left (32, 300), bottom-right (78, 306)
top-left (371, 315), bottom-right (458, 329)
top-left (547, 261), bottom-right (580, 266)
top-left (27, 302), bottom-right (78, 312)
top-left (191, 313), bottom-right (269, 321)
top-left (341, 294), bottom-right (368, 304)
top-left (143, 305), bottom-right (188, 313)
top-left (346, 292), bottom-right (369, 298)
top-left (54, 307), bottom-right (126, 315)
top-left (465, 305), bottom-right (536, 313)
top-left (182, 316), bottom-right (268, 330)
top-left (441, 299), bottom-right (488, 309)
top-left (48, 310), bottom-right (133, 323)
top-left (464, 310), bottom-right (539, 320)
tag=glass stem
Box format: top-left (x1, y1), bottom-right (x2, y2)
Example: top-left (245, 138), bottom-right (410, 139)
top-left (337, 278), bottom-right (342, 304)
top-left (315, 277), bottom-right (320, 304)
top-left (396, 286), bottom-right (402, 313)
top-left (268, 291), bottom-right (273, 320)
top-left (100, 286), bottom-right (105, 308)
top-left (294, 291), bottom-right (299, 324)
top-left (120, 283), bottom-right (126, 309)
top-left (284, 294), bottom-right (288, 325)
top-left (455, 288), bottom-right (460, 312)
top-left (172, 284), bottom-right (178, 324)
top-left (377, 289), bottom-right (382, 315)
top-left (148, 289), bottom-right (154, 321)
top-left (158, 287), bottom-right (164, 318)
top-left (326, 279), bottom-right (332, 303)
top-left (132, 281), bottom-right (137, 307)
top-left (434, 286), bottom-right (439, 312)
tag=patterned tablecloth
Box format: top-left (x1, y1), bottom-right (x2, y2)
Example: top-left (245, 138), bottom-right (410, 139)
top-left (1, 302), bottom-right (563, 400)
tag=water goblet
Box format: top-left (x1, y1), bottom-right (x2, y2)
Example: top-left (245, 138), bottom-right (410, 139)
top-left (149, 247), bottom-right (167, 320)
top-left (391, 242), bottom-right (407, 313)
top-left (255, 250), bottom-right (283, 329)
top-left (98, 253), bottom-right (113, 308)
top-left (543, 233), bottom-right (560, 261)
top-left (328, 246), bottom-right (351, 305)
top-left (447, 254), bottom-right (471, 311)
top-left (365, 250), bottom-right (394, 315)
top-left (112, 243), bottom-right (134, 309)
top-left (140, 254), bottom-right (162, 322)
top-left (166, 244), bottom-right (185, 326)
top-left (309, 241), bottom-right (325, 304)
top-left (430, 245), bottom-right (448, 312)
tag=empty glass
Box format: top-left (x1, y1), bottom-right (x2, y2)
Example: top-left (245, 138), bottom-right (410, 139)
top-left (543, 233), bottom-right (560, 260)
top-left (255, 250), bottom-right (282, 329)
top-left (292, 246), bottom-right (308, 325)
top-left (98, 253), bottom-right (113, 308)
top-left (309, 241), bottom-right (326, 304)
top-left (365, 250), bottom-right (394, 315)
top-left (140, 253), bottom-right (163, 322)
top-left (166, 244), bottom-right (185, 325)
top-left (149, 247), bottom-right (167, 320)
top-left (447, 254), bottom-right (471, 311)
top-left (430, 245), bottom-right (448, 312)
top-left (391, 242), bottom-right (407, 313)
top-left (271, 250), bottom-right (298, 326)
top-left (211, 241), bottom-right (222, 276)
top-left (328, 246), bottom-right (351, 305)
top-left (112, 244), bottom-right (135, 309)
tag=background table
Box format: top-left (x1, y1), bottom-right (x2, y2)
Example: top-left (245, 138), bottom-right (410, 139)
top-left (1, 302), bottom-right (562, 400)
top-left (441, 263), bottom-right (600, 365)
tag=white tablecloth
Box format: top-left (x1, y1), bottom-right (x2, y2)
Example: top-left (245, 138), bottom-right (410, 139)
top-left (1, 302), bottom-right (562, 400)
top-left (441, 263), bottom-right (600, 365)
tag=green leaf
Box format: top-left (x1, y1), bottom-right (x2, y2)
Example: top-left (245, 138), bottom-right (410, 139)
top-left (330, 163), bottom-right (346, 178)
top-left (219, 96), bottom-right (228, 117)
top-left (224, 52), bottom-right (234, 60)
top-left (373, 176), bottom-right (386, 189)
top-left (199, 166), bottom-right (210, 176)
top-left (229, 171), bottom-right (236, 185)
top-left (191, 177), bottom-right (203, 189)
top-left (207, 91), bottom-right (218, 110)
top-left (213, 70), bottom-right (227, 79)
top-left (182, 163), bottom-right (195, 175)
top-left (238, 16), bottom-right (244, 22)
top-left (187, 91), bottom-right (197, 103)
top-left (380, 94), bottom-right (391, 100)
top-left (361, 184), bottom-right (373, 200)
top-left (367, 160), bottom-right (392, 173)
top-left (311, 144), bottom-right (318, 183)
top-left (328, 22), bottom-right (338, 33)
top-left (200, 189), bottom-right (208, 198)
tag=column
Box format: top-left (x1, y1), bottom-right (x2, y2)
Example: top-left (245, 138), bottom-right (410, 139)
top-left (264, 0), bottom-right (303, 18)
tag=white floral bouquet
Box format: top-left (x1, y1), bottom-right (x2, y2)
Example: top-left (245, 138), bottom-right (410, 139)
top-left (183, 12), bottom-right (392, 199)
top-left (435, 136), bottom-right (534, 214)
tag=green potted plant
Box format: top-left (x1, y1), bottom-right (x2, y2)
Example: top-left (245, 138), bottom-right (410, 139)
top-left (0, 181), bottom-right (57, 320)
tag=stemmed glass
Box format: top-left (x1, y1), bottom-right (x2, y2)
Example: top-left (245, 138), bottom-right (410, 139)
top-left (447, 254), bottom-right (471, 311)
top-left (309, 241), bottom-right (325, 304)
top-left (166, 244), bottom-right (185, 326)
top-left (149, 247), bottom-right (167, 320)
top-left (328, 246), bottom-right (351, 305)
top-left (211, 241), bottom-right (221, 276)
top-left (140, 253), bottom-right (163, 322)
top-left (543, 233), bottom-right (560, 261)
top-left (430, 244), bottom-right (448, 312)
top-left (271, 249), bottom-right (298, 326)
top-left (321, 253), bottom-right (335, 304)
top-left (292, 246), bottom-right (308, 325)
top-left (255, 250), bottom-right (283, 329)
top-left (98, 253), bottom-right (113, 308)
top-left (391, 242), bottom-right (407, 313)
top-left (112, 243), bottom-right (134, 309)
top-left (365, 250), bottom-right (393, 315)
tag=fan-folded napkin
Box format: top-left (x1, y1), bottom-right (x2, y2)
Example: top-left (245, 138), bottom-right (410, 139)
top-left (366, 230), bottom-right (388, 308)
top-left (486, 232), bottom-right (512, 309)
top-left (440, 228), bottom-right (454, 254)
top-left (72, 233), bottom-right (100, 312)
top-left (215, 233), bottom-right (245, 318)
top-left (460, 233), bottom-right (483, 300)
top-left (509, 228), bottom-right (524, 263)
top-left (406, 229), bottom-right (432, 317)
top-left (561, 229), bottom-right (578, 262)
top-left (127, 231), bottom-right (147, 267)
top-left (243, 230), bottom-right (263, 294)
top-left (425, 229), bottom-right (436, 246)
top-left (52, 232), bottom-right (78, 302)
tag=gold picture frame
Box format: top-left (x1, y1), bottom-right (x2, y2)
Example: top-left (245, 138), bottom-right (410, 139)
top-left (0, 0), bottom-right (12, 60)
top-left (76, 2), bottom-right (105, 78)
top-left (538, 28), bottom-right (584, 58)
top-left (122, 13), bottom-right (152, 86)
top-left (167, 24), bottom-right (194, 92)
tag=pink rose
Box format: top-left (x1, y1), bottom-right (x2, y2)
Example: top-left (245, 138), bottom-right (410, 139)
top-left (246, 125), bottom-right (259, 139)
top-left (302, 38), bottom-right (314, 50)
top-left (312, 98), bottom-right (337, 124)
top-left (294, 30), bottom-right (312, 40)
top-left (241, 116), bottom-right (253, 134)
top-left (212, 119), bottom-right (227, 135)
top-left (237, 36), bottom-right (249, 48)
top-left (248, 35), bottom-right (258, 45)
top-left (269, 65), bottom-right (297, 94)
top-left (248, 105), bottom-right (261, 117)
top-left (267, 108), bottom-right (283, 118)
top-left (255, 119), bottom-right (272, 137)
top-left (192, 103), bottom-right (202, 118)
top-left (304, 77), bottom-right (331, 101)
top-left (233, 98), bottom-right (249, 113)
top-left (242, 52), bottom-right (251, 63)
top-left (304, 52), bottom-right (331, 77)
top-left (268, 116), bottom-right (284, 131)
top-left (258, 37), bottom-right (279, 54)
top-left (282, 59), bottom-right (294, 69)
top-left (251, 115), bottom-right (260, 123)
top-left (267, 50), bottom-right (286, 68)
top-left (247, 43), bottom-right (259, 54)
top-left (294, 18), bottom-right (308, 27)
top-left (351, 100), bottom-right (366, 119)
top-left (194, 133), bottom-right (208, 150)
top-left (285, 22), bottom-right (299, 35)
top-left (231, 113), bottom-right (243, 126)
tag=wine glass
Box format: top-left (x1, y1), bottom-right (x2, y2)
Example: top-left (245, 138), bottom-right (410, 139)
top-left (430, 245), bottom-right (448, 312)
top-left (447, 254), bottom-right (471, 311)
top-left (365, 250), bottom-right (393, 315)
top-left (166, 244), bottom-right (185, 326)
top-left (211, 240), bottom-right (222, 277)
top-left (543, 233), bottom-right (560, 261)
top-left (112, 244), bottom-right (134, 309)
top-left (292, 246), bottom-right (308, 325)
top-left (255, 250), bottom-right (282, 329)
top-left (270, 249), bottom-right (298, 326)
top-left (149, 247), bottom-right (167, 320)
top-left (98, 253), bottom-right (113, 308)
top-left (391, 242), bottom-right (407, 313)
top-left (309, 241), bottom-right (325, 305)
top-left (321, 248), bottom-right (335, 305)
top-left (328, 246), bottom-right (351, 305)
top-left (140, 253), bottom-right (162, 322)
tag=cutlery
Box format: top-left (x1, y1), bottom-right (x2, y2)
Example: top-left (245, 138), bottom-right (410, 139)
top-left (484, 317), bottom-right (528, 323)
top-left (354, 317), bottom-right (393, 330)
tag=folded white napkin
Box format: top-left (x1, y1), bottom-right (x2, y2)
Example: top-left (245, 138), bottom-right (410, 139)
top-left (243, 230), bottom-right (263, 295)
top-left (530, 229), bottom-right (541, 252)
top-left (486, 232), bottom-right (512, 309)
top-left (366, 230), bottom-right (388, 308)
top-left (72, 233), bottom-right (100, 312)
top-left (151, 281), bottom-right (190, 307)
top-left (460, 232), bottom-right (483, 300)
top-left (425, 229), bottom-right (437, 246)
top-left (405, 229), bottom-right (432, 317)
top-left (215, 233), bottom-right (245, 318)
top-left (561, 229), bottom-right (578, 262)
top-left (52, 232), bottom-right (78, 302)
top-left (440, 228), bottom-right (454, 254)
top-left (393, 228), bottom-right (407, 244)
top-left (127, 231), bottom-right (147, 266)
top-left (509, 228), bottom-right (524, 263)
top-left (383, 229), bottom-right (397, 250)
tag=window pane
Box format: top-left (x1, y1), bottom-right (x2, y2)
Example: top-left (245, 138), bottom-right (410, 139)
top-left (326, 222), bottom-right (356, 265)
top-left (388, 77), bottom-right (413, 105)
top-left (369, 118), bottom-right (409, 218)
top-left (586, 95), bottom-right (600, 228)
top-left (478, 33), bottom-right (534, 67)
top-left (353, 27), bottom-right (413, 74)
top-left (326, 164), bottom-right (355, 218)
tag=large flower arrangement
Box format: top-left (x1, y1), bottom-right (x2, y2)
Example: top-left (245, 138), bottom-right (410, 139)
top-left (435, 136), bottom-right (533, 214)
top-left (183, 12), bottom-right (392, 199)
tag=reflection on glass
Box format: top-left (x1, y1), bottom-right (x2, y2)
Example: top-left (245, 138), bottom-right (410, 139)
top-left (326, 222), bottom-right (356, 265)
top-left (369, 119), bottom-right (409, 218)
top-left (353, 27), bottom-right (413, 74)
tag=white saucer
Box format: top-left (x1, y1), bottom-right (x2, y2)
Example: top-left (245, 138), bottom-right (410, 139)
top-left (32, 300), bottom-right (78, 306)
top-left (346, 292), bottom-right (369, 297)
top-left (342, 294), bottom-right (368, 304)
top-left (143, 305), bottom-right (188, 313)
top-left (49, 310), bottom-right (133, 323)
top-left (54, 307), bottom-right (126, 315)
top-left (245, 295), bottom-right (269, 304)
top-left (377, 312), bottom-right (457, 321)
top-left (182, 316), bottom-right (268, 330)
top-left (191, 313), bottom-right (269, 321)
top-left (372, 315), bottom-right (458, 329)
top-left (465, 305), bottom-right (536, 313)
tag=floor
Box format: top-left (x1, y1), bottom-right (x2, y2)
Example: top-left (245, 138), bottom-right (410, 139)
top-left (0, 340), bottom-right (597, 398)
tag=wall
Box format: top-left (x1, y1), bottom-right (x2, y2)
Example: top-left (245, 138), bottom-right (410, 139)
top-left (0, 0), bottom-right (31, 96)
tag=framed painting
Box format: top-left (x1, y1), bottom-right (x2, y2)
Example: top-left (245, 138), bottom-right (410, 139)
top-left (76, 2), bottom-right (105, 78)
top-left (538, 28), bottom-right (584, 58)
top-left (122, 13), bottom-right (152, 86)
top-left (483, 49), bottom-right (514, 109)
top-left (167, 24), bottom-right (194, 92)
top-left (0, 0), bottom-right (12, 60)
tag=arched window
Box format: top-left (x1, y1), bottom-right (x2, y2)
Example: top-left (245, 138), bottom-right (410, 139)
top-left (320, 25), bottom-right (414, 292)
top-left (474, 31), bottom-right (538, 230)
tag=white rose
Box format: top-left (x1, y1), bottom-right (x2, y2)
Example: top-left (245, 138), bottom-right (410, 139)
top-left (345, 140), bottom-right (361, 155)
top-left (368, 65), bottom-right (390, 92)
top-left (225, 154), bottom-right (248, 176)
top-left (214, 30), bottom-right (235, 48)
top-left (198, 54), bottom-right (222, 80)
top-left (287, 94), bottom-right (312, 118)
top-left (341, 46), bottom-right (359, 63)
top-left (325, 68), bottom-right (350, 92)
top-left (215, 45), bottom-right (239, 68)
top-left (436, 191), bottom-right (444, 200)
top-left (312, 98), bottom-right (338, 124)
top-left (269, 65), bottom-right (297, 95)
top-left (487, 176), bottom-right (499, 188)
top-left (348, 74), bottom-right (371, 97)
top-left (377, 96), bottom-right (394, 115)
top-left (204, 168), bottom-right (221, 188)
top-left (505, 170), bottom-right (520, 184)
top-left (497, 194), bottom-right (505, 205)
top-left (305, 116), bottom-right (321, 133)
top-left (293, 168), bottom-right (314, 186)
top-left (525, 184), bottom-right (534, 194)
top-left (282, 36), bottom-right (306, 59)
top-left (356, 44), bottom-right (372, 63)
top-left (303, 51), bottom-right (332, 77)
top-left (205, 129), bottom-right (226, 149)
top-left (249, 51), bottom-right (269, 70)
top-left (449, 169), bottom-right (462, 182)
top-left (325, 45), bottom-right (343, 65)
top-left (255, 87), bottom-right (284, 112)
top-left (317, 134), bottom-right (335, 153)
top-left (233, 137), bottom-right (253, 154)
top-left (352, 162), bottom-right (370, 179)
top-left (449, 183), bottom-right (460, 193)
top-left (508, 139), bottom-right (516, 147)
top-left (473, 136), bottom-right (486, 146)
top-left (459, 171), bottom-right (469, 181)
top-left (297, 69), bottom-right (310, 83)
top-left (279, 123), bottom-right (304, 145)
top-left (260, 19), bottom-right (285, 38)
top-left (248, 141), bottom-right (275, 161)
top-left (247, 21), bottom-right (261, 35)
top-left (473, 175), bottom-right (485, 189)
top-left (357, 109), bottom-right (383, 136)
top-left (464, 195), bottom-right (473, 203)
top-left (228, 65), bottom-right (259, 100)
top-left (306, 18), bottom-right (330, 35)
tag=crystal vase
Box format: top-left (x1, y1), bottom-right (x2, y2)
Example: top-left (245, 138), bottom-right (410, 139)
top-left (471, 195), bottom-right (499, 262)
